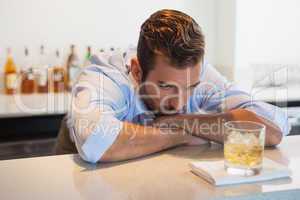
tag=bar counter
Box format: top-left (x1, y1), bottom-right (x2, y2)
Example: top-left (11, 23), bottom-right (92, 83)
top-left (0, 93), bottom-right (70, 118)
top-left (0, 136), bottom-right (299, 200)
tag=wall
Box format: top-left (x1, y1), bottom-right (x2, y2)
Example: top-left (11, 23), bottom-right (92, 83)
top-left (235, 0), bottom-right (300, 90)
top-left (0, 0), bottom-right (217, 69)
top-left (215, 0), bottom-right (236, 81)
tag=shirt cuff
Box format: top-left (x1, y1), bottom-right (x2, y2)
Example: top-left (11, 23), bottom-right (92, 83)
top-left (81, 115), bottom-right (123, 163)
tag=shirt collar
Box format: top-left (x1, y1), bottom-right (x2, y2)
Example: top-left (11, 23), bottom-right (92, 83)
top-left (134, 91), bottom-right (151, 116)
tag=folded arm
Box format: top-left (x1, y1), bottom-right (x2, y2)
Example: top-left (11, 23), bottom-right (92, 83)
top-left (71, 107), bottom-right (204, 163)
top-left (153, 108), bottom-right (283, 147)
top-left (69, 67), bottom-right (204, 163)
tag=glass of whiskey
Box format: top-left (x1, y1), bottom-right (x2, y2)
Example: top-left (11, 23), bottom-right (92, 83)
top-left (224, 121), bottom-right (266, 176)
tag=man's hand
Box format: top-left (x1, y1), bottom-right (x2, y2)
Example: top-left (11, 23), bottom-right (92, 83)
top-left (229, 109), bottom-right (283, 146)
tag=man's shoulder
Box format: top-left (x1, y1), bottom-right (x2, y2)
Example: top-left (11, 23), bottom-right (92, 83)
top-left (79, 64), bottom-right (136, 105)
top-left (199, 60), bottom-right (230, 87)
top-left (82, 64), bottom-right (131, 86)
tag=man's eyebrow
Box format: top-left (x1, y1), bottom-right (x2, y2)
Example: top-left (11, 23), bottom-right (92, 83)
top-left (187, 81), bottom-right (200, 88)
top-left (158, 81), bottom-right (200, 88)
top-left (158, 81), bottom-right (176, 87)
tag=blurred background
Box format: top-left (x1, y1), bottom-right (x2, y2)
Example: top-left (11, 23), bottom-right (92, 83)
top-left (0, 0), bottom-right (299, 160)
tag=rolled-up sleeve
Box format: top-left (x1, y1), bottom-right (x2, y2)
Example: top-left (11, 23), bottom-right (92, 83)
top-left (192, 62), bottom-right (290, 136)
top-left (68, 66), bottom-right (127, 163)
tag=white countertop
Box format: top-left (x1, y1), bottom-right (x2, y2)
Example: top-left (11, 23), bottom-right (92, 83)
top-left (252, 84), bottom-right (300, 102)
top-left (0, 93), bottom-right (70, 118)
top-left (0, 136), bottom-right (299, 200)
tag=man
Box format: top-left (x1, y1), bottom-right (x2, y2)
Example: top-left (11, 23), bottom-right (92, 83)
top-left (67, 9), bottom-right (289, 163)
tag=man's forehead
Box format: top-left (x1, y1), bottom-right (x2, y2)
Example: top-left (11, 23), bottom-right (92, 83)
top-left (151, 57), bottom-right (201, 79)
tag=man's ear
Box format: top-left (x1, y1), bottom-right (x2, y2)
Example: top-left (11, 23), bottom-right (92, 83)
top-left (130, 57), bottom-right (143, 84)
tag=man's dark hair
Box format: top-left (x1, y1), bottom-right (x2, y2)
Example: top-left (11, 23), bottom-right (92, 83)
top-left (137, 9), bottom-right (205, 80)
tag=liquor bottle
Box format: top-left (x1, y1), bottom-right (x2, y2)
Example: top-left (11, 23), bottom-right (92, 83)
top-left (66, 44), bottom-right (80, 90)
top-left (98, 48), bottom-right (111, 64)
top-left (52, 50), bottom-right (66, 93)
top-left (4, 48), bottom-right (18, 95)
top-left (82, 46), bottom-right (92, 67)
top-left (109, 47), bottom-right (116, 58)
top-left (36, 45), bottom-right (49, 93)
top-left (21, 47), bottom-right (35, 94)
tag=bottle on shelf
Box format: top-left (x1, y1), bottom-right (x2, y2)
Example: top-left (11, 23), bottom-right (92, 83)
top-left (21, 47), bottom-right (35, 94)
top-left (109, 47), bottom-right (116, 58)
top-left (3, 48), bottom-right (18, 95)
top-left (51, 49), bottom-right (66, 93)
top-left (82, 46), bottom-right (92, 67)
top-left (66, 44), bottom-right (80, 90)
top-left (124, 45), bottom-right (137, 73)
top-left (36, 45), bottom-right (49, 93)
